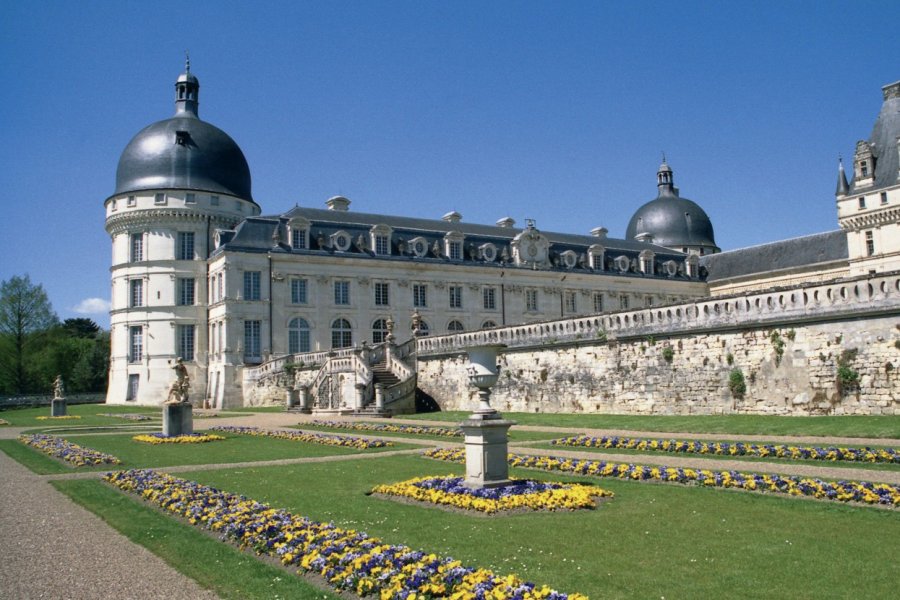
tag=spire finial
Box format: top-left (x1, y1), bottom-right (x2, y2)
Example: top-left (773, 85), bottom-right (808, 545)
top-left (185, 50), bottom-right (191, 74)
top-left (836, 154), bottom-right (850, 196)
top-left (661, 151), bottom-right (667, 164)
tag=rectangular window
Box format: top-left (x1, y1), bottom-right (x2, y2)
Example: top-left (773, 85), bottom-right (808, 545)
top-left (177, 278), bottom-right (195, 306)
top-left (111, 198), bottom-right (118, 212)
top-left (881, 192), bottom-right (888, 205)
top-left (177, 232), bottom-right (195, 260)
top-left (483, 287), bottom-right (496, 310)
top-left (218, 322), bottom-right (224, 354)
top-left (861, 162), bottom-right (869, 177)
top-left (185, 193), bottom-right (196, 204)
top-left (334, 281), bottom-right (350, 305)
top-left (290, 278), bottom-right (308, 304)
top-left (865, 231), bottom-right (875, 256)
top-left (154, 192), bottom-right (166, 205)
top-left (564, 291), bottom-right (576, 313)
top-left (129, 279), bottom-right (143, 307)
top-left (375, 235), bottom-right (390, 255)
top-left (593, 293), bottom-right (604, 313)
top-left (858, 197), bottom-right (866, 209)
top-left (244, 320), bottom-right (261, 360)
top-left (243, 271), bottom-right (261, 300)
top-left (291, 228), bottom-right (307, 249)
top-left (129, 326), bottom-right (143, 362)
top-left (619, 295), bottom-right (629, 310)
top-left (413, 284), bottom-right (428, 308)
top-left (127, 195), bottom-right (136, 208)
top-left (645, 296), bottom-right (654, 307)
top-left (210, 195), bottom-right (219, 206)
top-left (217, 273), bottom-right (223, 302)
top-left (449, 285), bottom-right (463, 309)
top-left (374, 282), bottom-right (390, 306)
top-left (130, 233), bottom-right (143, 262)
top-left (448, 241), bottom-right (462, 260)
top-left (178, 325), bottom-right (195, 361)
top-left (526, 289), bottom-right (538, 312)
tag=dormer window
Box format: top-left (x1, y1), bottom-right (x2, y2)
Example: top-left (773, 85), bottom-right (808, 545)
top-left (288, 217), bottom-right (310, 250)
top-left (331, 231), bottom-right (352, 252)
top-left (614, 255), bottom-right (630, 273)
top-left (858, 196), bottom-right (866, 209)
top-left (685, 255), bottom-right (699, 278)
top-left (638, 250), bottom-right (655, 274)
top-left (560, 250), bottom-right (578, 269)
top-left (480, 243), bottom-right (497, 262)
top-left (860, 162), bottom-right (869, 177)
top-left (588, 245), bottom-right (605, 270)
top-left (409, 236), bottom-right (428, 258)
top-left (369, 224), bottom-right (393, 256)
top-left (175, 130), bottom-right (190, 146)
top-left (444, 231), bottom-right (465, 261)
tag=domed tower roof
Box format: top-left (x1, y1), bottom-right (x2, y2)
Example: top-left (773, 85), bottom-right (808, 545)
top-left (112, 62), bottom-right (254, 203)
top-left (625, 160), bottom-right (719, 254)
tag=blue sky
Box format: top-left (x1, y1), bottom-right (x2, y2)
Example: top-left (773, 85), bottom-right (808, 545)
top-left (1, 1), bottom-right (897, 328)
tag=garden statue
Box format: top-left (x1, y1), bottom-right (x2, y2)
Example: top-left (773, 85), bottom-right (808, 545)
top-left (166, 358), bottom-right (191, 404)
top-left (411, 310), bottom-right (424, 336)
top-left (53, 375), bottom-right (65, 400)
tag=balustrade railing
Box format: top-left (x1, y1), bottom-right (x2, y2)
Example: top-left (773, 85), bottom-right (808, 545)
top-left (417, 271), bottom-right (900, 356)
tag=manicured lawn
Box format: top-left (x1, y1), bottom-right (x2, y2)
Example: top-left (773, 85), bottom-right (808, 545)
top-left (295, 422), bottom-right (561, 444)
top-left (3, 431), bottom-right (412, 474)
top-left (181, 454), bottom-right (900, 599)
top-left (407, 412), bottom-right (900, 438)
top-left (0, 403), bottom-right (159, 428)
top-left (522, 441), bottom-right (900, 475)
top-left (53, 479), bottom-right (338, 600)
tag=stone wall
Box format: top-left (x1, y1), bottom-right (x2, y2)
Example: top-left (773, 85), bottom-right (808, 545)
top-left (242, 368), bottom-right (318, 407)
top-left (416, 273), bottom-right (900, 416)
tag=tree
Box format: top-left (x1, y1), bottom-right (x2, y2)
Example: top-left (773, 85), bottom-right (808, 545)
top-left (0, 275), bottom-right (58, 394)
top-left (63, 318), bottom-right (101, 338)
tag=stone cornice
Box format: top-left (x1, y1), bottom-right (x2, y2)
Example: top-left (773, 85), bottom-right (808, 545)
top-left (839, 206), bottom-right (900, 231)
top-left (105, 209), bottom-right (239, 235)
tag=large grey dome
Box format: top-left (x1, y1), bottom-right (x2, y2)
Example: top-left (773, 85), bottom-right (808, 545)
top-left (625, 162), bottom-right (718, 253)
top-left (113, 68), bottom-right (254, 203)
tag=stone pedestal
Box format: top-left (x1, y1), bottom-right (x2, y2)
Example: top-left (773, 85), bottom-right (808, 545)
top-left (285, 389), bottom-right (296, 409)
top-left (374, 383), bottom-right (385, 411)
top-left (162, 403), bottom-right (193, 437)
top-left (459, 414), bottom-right (515, 488)
top-left (51, 398), bottom-right (67, 417)
top-left (297, 385), bottom-right (312, 414)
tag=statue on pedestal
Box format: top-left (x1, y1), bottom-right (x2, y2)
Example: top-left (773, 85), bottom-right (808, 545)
top-left (166, 358), bottom-right (191, 405)
top-left (53, 375), bottom-right (66, 400)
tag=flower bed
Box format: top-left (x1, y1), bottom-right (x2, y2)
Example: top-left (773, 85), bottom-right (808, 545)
top-left (310, 419), bottom-right (463, 438)
top-left (372, 475), bottom-right (612, 514)
top-left (133, 432), bottom-right (225, 444)
top-left (424, 448), bottom-right (900, 507)
top-left (35, 415), bottom-right (82, 421)
top-left (18, 434), bottom-right (121, 467)
top-left (0, 418), bottom-right (9, 425)
top-left (210, 425), bottom-right (392, 449)
top-left (100, 413), bottom-right (153, 421)
top-left (551, 435), bottom-right (900, 464)
top-left (104, 469), bottom-right (587, 600)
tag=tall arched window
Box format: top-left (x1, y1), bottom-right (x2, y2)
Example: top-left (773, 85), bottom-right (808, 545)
top-left (482, 320), bottom-right (498, 329)
top-left (447, 320), bottom-right (465, 333)
top-left (288, 318), bottom-right (310, 354)
top-left (418, 320), bottom-right (430, 336)
top-left (372, 318), bottom-right (390, 344)
top-left (331, 318), bottom-right (353, 349)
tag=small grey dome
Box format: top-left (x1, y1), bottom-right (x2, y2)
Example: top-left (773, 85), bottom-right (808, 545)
top-left (112, 67), bottom-right (254, 203)
top-left (625, 163), bottom-right (718, 253)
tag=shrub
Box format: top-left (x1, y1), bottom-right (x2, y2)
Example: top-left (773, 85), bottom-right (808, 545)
top-left (728, 368), bottom-right (747, 398)
top-left (769, 331), bottom-right (785, 366)
top-left (726, 352), bottom-right (734, 366)
top-left (836, 348), bottom-right (860, 394)
top-left (661, 346), bottom-right (675, 363)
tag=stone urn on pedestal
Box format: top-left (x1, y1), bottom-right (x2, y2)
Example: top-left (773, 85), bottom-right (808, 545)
top-left (459, 345), bottom-right (515, 488)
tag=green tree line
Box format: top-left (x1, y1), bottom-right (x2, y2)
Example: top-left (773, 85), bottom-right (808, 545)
top-left (0, 275), bottom-right (109, 395)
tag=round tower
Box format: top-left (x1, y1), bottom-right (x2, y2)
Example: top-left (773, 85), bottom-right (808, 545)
top-left (104, 62), bottom-right (258, 405)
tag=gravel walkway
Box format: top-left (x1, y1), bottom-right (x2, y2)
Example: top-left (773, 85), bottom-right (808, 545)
top-left (0, 445), bottom-right (219, 600)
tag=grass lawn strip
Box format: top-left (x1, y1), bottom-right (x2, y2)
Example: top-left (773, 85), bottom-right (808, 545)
top-left (372, 475), bottom-right (612, 514)
top-left (211, 425), bottom-right (393, 449)
top-left (105, 469), bottom-right (588, 600)
top-left (18, 433), bottom-right (121, 467)
top-left (425, 448), bottom-right (900, 507)
top-left (551, 434), bottom-right (900, 464)
top-left (406, 412), bottom-right (900, 438)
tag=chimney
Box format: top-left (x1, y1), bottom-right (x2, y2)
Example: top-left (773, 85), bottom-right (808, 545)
top-left (442, 211), bottom-right (462, 224)
top-left (590, 226), bottom-right (608, 239)
top-left (496, 217), bottom-right (516, 228)
top-left (326, 196), bottom-right (351, 211)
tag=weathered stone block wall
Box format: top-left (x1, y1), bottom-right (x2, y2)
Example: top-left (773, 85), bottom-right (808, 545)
top-left (242, 368), bottom-right (318, 407)
top-left (417, 316), bottom-right (900, 415)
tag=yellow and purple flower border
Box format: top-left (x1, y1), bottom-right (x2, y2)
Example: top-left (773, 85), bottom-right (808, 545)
top-left (104, 469), bottom-right (587, 600)
top-left (211, 425), bottom-right (392, 449)
top-left (133, 432), bottom-right (225, 444)
top-left (310, 419), bottom-right (463, 438)
top-left (35, 415), bottom-right (82, 421)
top-left (372, 475), bottom-right (612, 514)
top-left (551, 435), bottom-right (900, 464)
top-left (425, 448), bottom-right (900, 507)
top-left (19, 433), bottom-right (121, 467)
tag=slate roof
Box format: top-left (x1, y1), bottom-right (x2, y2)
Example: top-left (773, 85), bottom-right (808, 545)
top-left (701, 230), bottom-right (848, 282)
top-left (213, 205), bottom-right (701, 281)
top-left (848, 81), bottom-right (900, 194)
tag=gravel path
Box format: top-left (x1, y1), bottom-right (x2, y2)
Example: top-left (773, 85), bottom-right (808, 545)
top-left (0, 446), bottom-right (219, 600)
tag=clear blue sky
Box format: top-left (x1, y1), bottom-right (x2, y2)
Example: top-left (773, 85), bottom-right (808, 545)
top-left (1, 1), bottom-right (897, 328)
